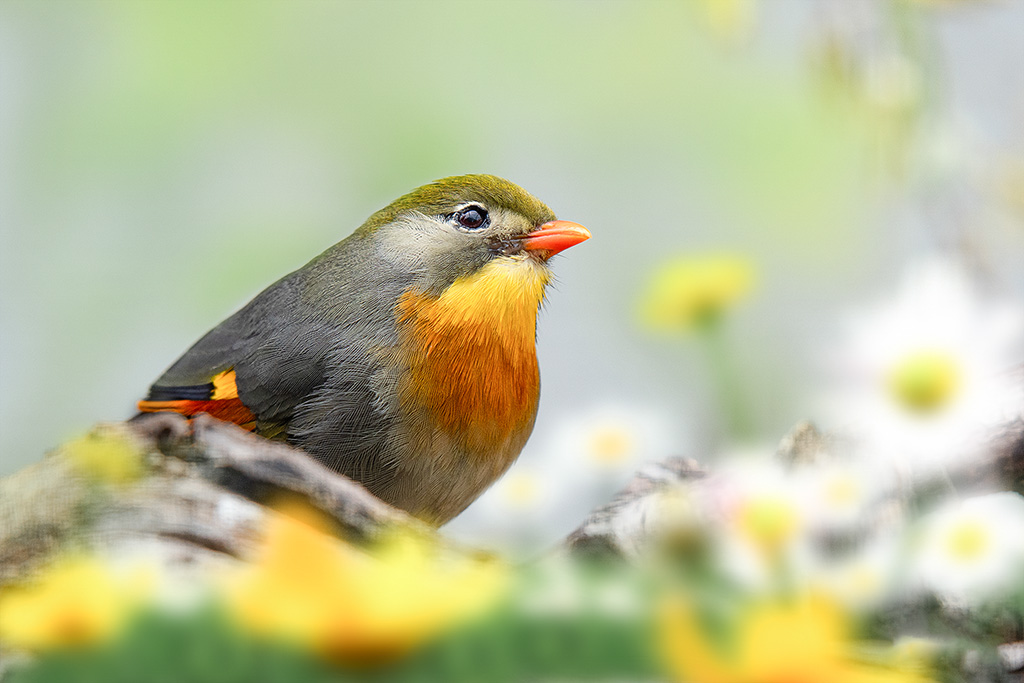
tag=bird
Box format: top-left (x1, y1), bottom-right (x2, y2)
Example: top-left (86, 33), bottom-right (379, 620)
top-left (136, 174), bottom-right (590, 525)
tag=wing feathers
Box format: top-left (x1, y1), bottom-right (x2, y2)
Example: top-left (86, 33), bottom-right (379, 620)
top-left (138, 369), bottom-right (257, 430)
top-left (145, 384), bottom-right (214, 401)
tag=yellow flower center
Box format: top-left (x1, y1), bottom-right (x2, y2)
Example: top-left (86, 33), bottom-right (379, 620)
top-left (587, 426), bottom-right (635, 464)
top-left (736, 497), bottom-right (800, 553)
top-left (887, 351), bottom-right (961, 413)
top-left (824, 477), bottom-right (860, 509)
top-left (50, 610), bottom-right (102, 645)
top-left (502, 473), bottom-right (540, 506)
top-left (945, 519), bottom-right (990, 564)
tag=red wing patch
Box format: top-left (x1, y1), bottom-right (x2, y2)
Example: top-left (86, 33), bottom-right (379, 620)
top-left (138, 369), bottom-right (257, 431)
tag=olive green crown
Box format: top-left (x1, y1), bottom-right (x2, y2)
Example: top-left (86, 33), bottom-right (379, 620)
top-left (358, 174), bottom-right (555, 234)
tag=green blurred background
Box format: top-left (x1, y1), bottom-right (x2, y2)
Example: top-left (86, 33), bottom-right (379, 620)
top-left (1, 0), bottom-right (1022, 547)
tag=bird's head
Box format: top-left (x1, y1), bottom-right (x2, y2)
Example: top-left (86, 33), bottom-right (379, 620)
top-left (357, 174), bottom-right (590, 296)
top-left (347, 175), bottom-right (588, 479)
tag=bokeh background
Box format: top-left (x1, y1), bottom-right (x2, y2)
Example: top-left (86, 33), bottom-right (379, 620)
top-left (1, 0), bottom-right (1022, 555)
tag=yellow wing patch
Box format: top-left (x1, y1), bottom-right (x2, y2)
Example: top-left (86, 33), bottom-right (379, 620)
top-left (211, 369), bottom-right (241, 400)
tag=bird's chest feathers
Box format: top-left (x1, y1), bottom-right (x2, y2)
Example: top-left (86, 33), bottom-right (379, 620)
top-left (396, 259), bottom-right (548, 456)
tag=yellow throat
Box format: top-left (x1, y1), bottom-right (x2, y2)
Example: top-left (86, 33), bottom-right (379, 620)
top-left (396, 258), bottom-right (550, 454)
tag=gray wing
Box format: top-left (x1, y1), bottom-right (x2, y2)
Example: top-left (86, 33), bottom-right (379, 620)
top-left (147, 235), bottom-right (412, 485)
top-left (149, 271), bottom-right (331, 428)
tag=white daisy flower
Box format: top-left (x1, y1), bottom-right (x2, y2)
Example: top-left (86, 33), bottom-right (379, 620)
top-left (705, 456), bottom-right (813, 589)
top-left (826, 256), bottom-right (1023, 475)
top-left (811, 536), bottom-right (904, 611)
top-left (443, 466), bottom-right (559, 554)
top-left (549, 402), bottom-right (677, 489)
top-left (910, 492), bottom-right (1024, 605)
top-left (792, 459), bottom-right (894, 535)
top-left (447, 403), bottom-right (680, 554)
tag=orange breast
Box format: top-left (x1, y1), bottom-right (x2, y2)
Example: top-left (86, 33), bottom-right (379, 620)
top-left (395, 259), bottom-right (549, 457)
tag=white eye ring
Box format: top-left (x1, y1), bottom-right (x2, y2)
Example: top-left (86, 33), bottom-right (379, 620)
top-left (452, 204), bottom-right (489, 231)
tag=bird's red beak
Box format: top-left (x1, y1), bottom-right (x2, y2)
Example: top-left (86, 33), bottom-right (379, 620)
top-left (521, 220), bottom-right (591, 258)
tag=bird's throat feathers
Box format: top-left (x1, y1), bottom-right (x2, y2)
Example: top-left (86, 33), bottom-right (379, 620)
top-left (411, 257), bottom-right (550, 335)
top-left (396, 258), bottom-right (549, 455)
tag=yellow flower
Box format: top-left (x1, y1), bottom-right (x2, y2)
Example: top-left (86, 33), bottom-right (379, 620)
top-left (640, 254), bottom-right (754, 332)
top-left (700, 0), bottom-right (756, 42)
top-left (64, 427), bottom-right (145, 485)
top-left (661, 593), bottom-right (935, 683)
top-left (226, 508), bottom-right (506, 666)
top-left (0, 557), bottom-right (148, 650)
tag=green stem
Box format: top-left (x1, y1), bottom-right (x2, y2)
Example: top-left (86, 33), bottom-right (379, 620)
top-left (698, 321), bottom-right (753, 440)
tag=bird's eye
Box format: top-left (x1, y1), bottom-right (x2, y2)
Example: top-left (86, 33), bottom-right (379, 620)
top-left (454, 206), bottom-right (488, 231)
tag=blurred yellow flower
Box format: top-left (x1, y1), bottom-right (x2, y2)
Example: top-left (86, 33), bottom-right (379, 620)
top-left (0, 557), bottom-right (149, 650)
top-left (226, 509), bottom-right (506, 666)
top-left (700, 0), bottom-right (755, 42)
top-left (64, 428), bottom-right (145, 485)
top-left (640, 254), bottom-right (754, 332)
top-left (661, 593), bottom-right (934, 683)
